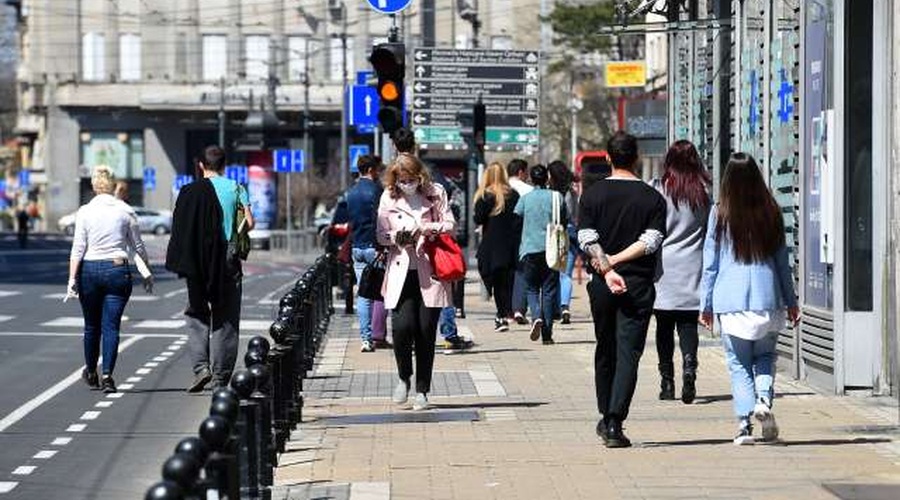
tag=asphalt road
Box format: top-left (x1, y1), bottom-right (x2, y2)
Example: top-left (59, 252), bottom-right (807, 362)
top-left (0, 233), bottom-right (318, 499)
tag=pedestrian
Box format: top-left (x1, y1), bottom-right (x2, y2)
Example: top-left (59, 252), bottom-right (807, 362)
top-left (377, 153), bottom-right (455, 410)
top-left (578, 131), bottom-right (667, 448)
top-left (345, 154), bottom-right (388, 353)
top-left (514, 164), bottom-right (565, 345)
top-left (391, 127), bottom-right (472, 353)
top-left (15, 205), bottom-right (28, 249)
top-left (67, 165), bottom-right (152, 393)
top-left (548, 160), bottom-right (578, 324)
top-left (474, 161), bottom-right (521, 332)
top-left (166, 145), bottom-right (255, 392)
top-left (699, 152), bottom-right (799, 445)
top-left (651, 140), bottom-right (712, 404)
top-left (506, 159), bottom-right (533, 325)
top-left (114, 180), bottom-right (129, 203)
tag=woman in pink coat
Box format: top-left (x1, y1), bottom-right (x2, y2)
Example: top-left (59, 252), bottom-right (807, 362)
top-left (377, 153), bottom-right (455, 411)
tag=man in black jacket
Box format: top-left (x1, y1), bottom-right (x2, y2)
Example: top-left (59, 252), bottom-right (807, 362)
top-left (166, 146), bottom-right (254, 392)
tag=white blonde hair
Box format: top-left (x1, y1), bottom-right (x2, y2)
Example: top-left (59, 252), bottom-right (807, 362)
top-left (91, 165), bottom-right (116, 194)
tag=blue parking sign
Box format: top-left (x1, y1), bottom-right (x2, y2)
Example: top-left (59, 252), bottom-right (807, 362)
top-left (143, 166), bottom-right (157, 191)
top-left (273, 149), bottom-right (291, 173)
top-left (349, 145), bottom-right (370, 173)
top-left (18, 170), bottom-right (29, 189)
top-left (225, 165), bottom-right (249, 185)
top-left (291, 150), bottom-right (305, 173)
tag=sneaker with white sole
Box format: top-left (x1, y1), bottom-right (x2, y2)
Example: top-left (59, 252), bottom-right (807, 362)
top-left (392, 379), bottom-right (410, 404)
top-left (360, 340), bottom-right (375, 353)
top-left (494, 318), bottom-right (508, 332)
top-left (754, 399), bottom-right (779, 442)
top-left (513, 312), bottom-right (527, 325)
top-left (733, 418), bottom-right (754, 445)
top-left (529, 319), bottom-right (543, 341)
top-left (412, 392), bottom-right (429, 411)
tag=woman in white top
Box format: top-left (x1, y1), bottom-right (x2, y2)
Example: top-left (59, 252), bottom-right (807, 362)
top-left (67, 166), bottom-right (152, 393)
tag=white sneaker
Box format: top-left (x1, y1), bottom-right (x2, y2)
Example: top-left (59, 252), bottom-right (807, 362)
top-left (754, 401), bottom-right (779, 442)
top-left (392, 379), bottom-right (410, 404)
top-left (412, 392), bottom-right (429, 411)
top-left (733, 419), bottom-right (754, 445)
top-left (529, 319), bottom-right (543, 341)
top-left (360, 340), bottom-right (375, 353)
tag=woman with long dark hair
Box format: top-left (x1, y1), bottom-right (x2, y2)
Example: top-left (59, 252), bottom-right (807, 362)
top-left (474, 162), bottom-right (521, 332)
top-left (548, 160), bottom-right (578, 324)
top-left (699, 153), bottom-right (799, 445)
top-left (651, 140), bottom-right (711, 404)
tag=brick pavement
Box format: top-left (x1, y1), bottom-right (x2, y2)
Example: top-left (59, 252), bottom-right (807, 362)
top-left (274, 277), bottom-right (900, 500)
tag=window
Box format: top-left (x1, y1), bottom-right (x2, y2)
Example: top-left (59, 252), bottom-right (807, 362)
top-left (491, 36), bottom-right (512, 50)
top-left (119, 34), bottom-right (141, 81)
top-left (244, 35), bottom-right (270, 81)
top-left (82, 32), bottom-right (105, 81)
top-left (288, 36), bottom-right (308, 82)
top-left (329, 36), bottom-right (354, 81)
top-left (202, 35), bottom-right (227, 81)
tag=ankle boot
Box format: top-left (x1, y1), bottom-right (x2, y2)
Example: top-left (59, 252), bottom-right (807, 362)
top-left (658, 362), bottom-right (675, 400)
top-left (682, 354), bottom-right (698, 404)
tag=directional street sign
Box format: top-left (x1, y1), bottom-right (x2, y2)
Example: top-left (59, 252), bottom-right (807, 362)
top-left (348, 85), bottom-right (379, 128)
top-left (17, 170), bottom-right (29, 189)
top-left (349, 145), bottom-right (370, 173)
top-left (273, 149), bottom-right (305, 173)
top-left (365, 0), bottom-right (413, 15)
top-left (225, 165), bottom-right (249, 185)
top-left (143, 166), bottom-right (157, 191)
top-left (411, 48), bottom-right (541, 147)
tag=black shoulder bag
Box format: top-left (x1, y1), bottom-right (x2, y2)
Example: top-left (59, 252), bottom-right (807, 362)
top-left (358, 251), bottom-right (386, 301)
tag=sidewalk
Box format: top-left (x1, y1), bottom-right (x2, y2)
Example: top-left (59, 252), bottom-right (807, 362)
top-left (274, 276), bottom-right (900, 500)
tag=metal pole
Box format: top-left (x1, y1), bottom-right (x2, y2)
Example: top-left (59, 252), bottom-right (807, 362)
top-left (302, 39), bottom-right (312, 229)
top-left (339, 6), bottom-right (349, 191)
top-left (570, 105), bottom-right (578, 170)
top-left (218, 77), bottom-right (225, 148)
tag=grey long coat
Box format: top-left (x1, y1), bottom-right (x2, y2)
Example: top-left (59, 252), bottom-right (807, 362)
top-left (651, 179), bottom-right (710, 311)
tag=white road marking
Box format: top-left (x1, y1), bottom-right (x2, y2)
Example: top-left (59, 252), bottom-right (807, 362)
top-left (242, 320), bottom-right (273, 331)
top-left (145, 362), bottom-right (160, 367)
top-left (168, 344), bottom-right (182, 351)
top-left (174, 339), bottom-right (187, 344)
top-left (80, 411), bottom-right (101, 421)
top-left (0, 481), bottom-right (18, 493)
top-left (129, 296), bottom-right (159, 302)
top-left (11, 466), bottom-right (35, 476)
top-left (133, 320), bottom-right (185, 329)
top-left (136, 368), bottom-right (151, 375)
top-left (94, 401), bottom-right (113, 408)
top-left (163, 288), bottom-right (187, 299)
top-left (40, 317), bottom-right (84, 328)
top-left (0, 315), bottom-right (12, 323)
top-left (66, 424), bottom-right (87, 432)
top-left (33, 450), bottom-right (57, 459)
top-left (117, 384), bottom-right (134, 390)
top-left (257, 277), bottom-right (299, 305)
top-left (50, 437), bottom-right (72, 446)
top-left (126, 377), bottom-right (142, 383)
top-left (0, 291), bottom-right (22, 298)
top-left (160, 351), bottom-right (174, 357)
top-left (106, 393), bottom-right (124, 399)
top-left (42, 293), bottom-right (67, 300)
top-left (0, 336), bottom-right (142, 433)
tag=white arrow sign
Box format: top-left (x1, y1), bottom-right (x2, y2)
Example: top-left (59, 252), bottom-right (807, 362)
top-left (414, 82), bottom-right (428, 92)
top-left (415, 51), bottom-right (427, 60)
top-left (415, 66), bottom-right (426, 77)
top-left (413, 114), bottom-right (427, 124)
top-left (525, 117), bottom-right (538, 126)
top-left (414, 98), bottom-right (426, 107)
top-left (378, 0), bottom-right (387, 8)
top-left (364, 95), bottom-right (372, 116)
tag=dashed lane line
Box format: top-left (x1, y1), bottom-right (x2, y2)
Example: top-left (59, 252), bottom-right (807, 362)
top-left (50, 437), bottom-right (72, 446)
top-left (0, 481), bottom-right (17, 493)
top-left (32, 451), bottom-right (57, 460)
top-left (10, 466), bottom-right (34, 476)
top-left (65, 424), bottom-right (86, 432)
top-left (0, 335), bottom-right (143, 433)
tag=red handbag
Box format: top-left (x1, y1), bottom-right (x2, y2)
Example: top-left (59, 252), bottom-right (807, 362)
top-left (424, 233), bottom-right (466, 282)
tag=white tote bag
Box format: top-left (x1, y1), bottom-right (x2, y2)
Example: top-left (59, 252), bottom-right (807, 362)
top-left (545, 191), bottom-right (568, 271)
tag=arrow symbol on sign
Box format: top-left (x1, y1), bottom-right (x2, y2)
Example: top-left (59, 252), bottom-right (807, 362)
top-left (364, 95), bottom-right (372, 115)
top-left (415, 50), bottom-right (427, 60)
top-left (414, 98), bottom-right (426, 107)
top-left (525, 117), bottom-right (537, 126)
top-left (414, 82), bottom-right (428, 92)
top-left (378, 0), bottom-right (387, 8)
top-left (413, 114), bottom-right (427, 124)
top-left (415, 66), bottom-right (426, 77)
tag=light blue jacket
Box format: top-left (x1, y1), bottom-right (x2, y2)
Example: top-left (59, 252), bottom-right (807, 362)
top-left (699, 207), bottom-right (797, 314)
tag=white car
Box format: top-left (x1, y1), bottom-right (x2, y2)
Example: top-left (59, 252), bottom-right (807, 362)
top-left (58, 207), bottom-right (172, 235)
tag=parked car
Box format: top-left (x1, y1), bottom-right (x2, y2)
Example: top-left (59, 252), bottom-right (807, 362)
top-left (58, 207), bottom-right (172, 235)
top-left (249, 228), bottom-right (271, 250)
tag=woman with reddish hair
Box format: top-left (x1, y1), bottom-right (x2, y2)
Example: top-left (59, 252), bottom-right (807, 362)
top-left (651, 140), bottom-right (712, 404)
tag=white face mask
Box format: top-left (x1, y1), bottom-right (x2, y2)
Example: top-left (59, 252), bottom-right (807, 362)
top-left (398, 180), bottom-right (419, 196)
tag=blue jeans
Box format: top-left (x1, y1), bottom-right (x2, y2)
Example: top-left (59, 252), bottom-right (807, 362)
top-left (439, 307), bottom-right (458, 339)
top-left (722, 332), bottom-right (777, 419)
top-left (512, 266), bottom-right (528, 315)
top-left (522, 253), bottom-right (559, 340)
top-left (78, 260), bottom-right (133, 375)
top-left (352, 247), bottom-right (378, 343)
top-left (558, 244), bottom-right (577, 310)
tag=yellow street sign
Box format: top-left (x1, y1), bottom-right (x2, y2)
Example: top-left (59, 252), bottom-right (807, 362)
top-left (605, 61), bottom-right (647, 88)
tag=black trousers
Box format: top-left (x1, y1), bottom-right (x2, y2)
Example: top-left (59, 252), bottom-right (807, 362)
top-left (654, 309), bottom-right (700, 373)
top-left (392, 272), bottom-right (441, 394)
top-left (489, 268), bottom-right (514, 319)
top-left (588, 277), bottom-right (655, 421)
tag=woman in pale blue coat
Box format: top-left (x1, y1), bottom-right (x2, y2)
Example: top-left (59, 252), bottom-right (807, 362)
top-left (699, 153), bottom-right (799, 445)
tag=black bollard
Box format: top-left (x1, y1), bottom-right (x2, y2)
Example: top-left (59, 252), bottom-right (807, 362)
top-left (232, 369), bottom-right (260, 499)
top-left (244, 347), bottom-right (267, 368)
top-left (248, 336), bottom-right (271, 357)
top-left (199, 415), bottom-right (239, 500)
top-left (161, 453), bottom-right (202, 495)
top-left (174, 437), bottom-right (208, 466)
top-left (210, 396), bottom-right (240, 424)
top-left (248, 363), bottom-right (275, 500)
top-left (145, 480), bottom-right (183, 500)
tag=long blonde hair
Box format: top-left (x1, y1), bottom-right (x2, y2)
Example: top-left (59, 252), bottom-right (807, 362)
top-left (384, 153), bottom-right (433, 199)
top-left (474, 162), bottom-right (511, 216)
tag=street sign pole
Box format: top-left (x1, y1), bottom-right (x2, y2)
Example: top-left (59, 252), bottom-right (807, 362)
top-left (286, 172), bottom-right (292, 253)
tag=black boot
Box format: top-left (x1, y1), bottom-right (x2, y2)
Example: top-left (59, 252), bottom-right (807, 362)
top-left (658, 362), bottom-right (675, 400)
top-left (682, 354), bottom-right (698, 404)
top-left (604, 416), bottom-right (632, 448)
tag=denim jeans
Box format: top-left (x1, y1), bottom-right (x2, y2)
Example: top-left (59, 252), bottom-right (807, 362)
top-left (722, 332), bottom-right (777, 418)
top-left (512, 265), bottom-right (528, 315)
top-left (439, 306), bottom-right (458, 339)
top-left (558, 244), bottom-right (577, 310)
top-left (522, 253), bottom-right (559, 340)
top-left (352, 247), bottom-right (377, 343)
top-left (78, 260), bottom-right (133, 375)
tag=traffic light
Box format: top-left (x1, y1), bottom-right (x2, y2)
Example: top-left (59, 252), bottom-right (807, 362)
top-left (473, 99), bottom-right (486, 151)
top-left (370, 42), bottom-right (405, 133)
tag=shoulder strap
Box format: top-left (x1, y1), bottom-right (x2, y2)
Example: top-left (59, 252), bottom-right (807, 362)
top-left (551, 191), bottom-right (560, 225)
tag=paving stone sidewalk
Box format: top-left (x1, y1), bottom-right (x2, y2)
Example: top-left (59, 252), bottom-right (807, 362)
top-left (274, 277), bottom-right (900, 500)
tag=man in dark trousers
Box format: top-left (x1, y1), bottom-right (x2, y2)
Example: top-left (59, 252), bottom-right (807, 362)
top-left (16, 206), bottom-right (29, 249)
top-left (578, 132), bottom-right (667, 448)
top-left (166, 146), bottom-right (254, 392)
